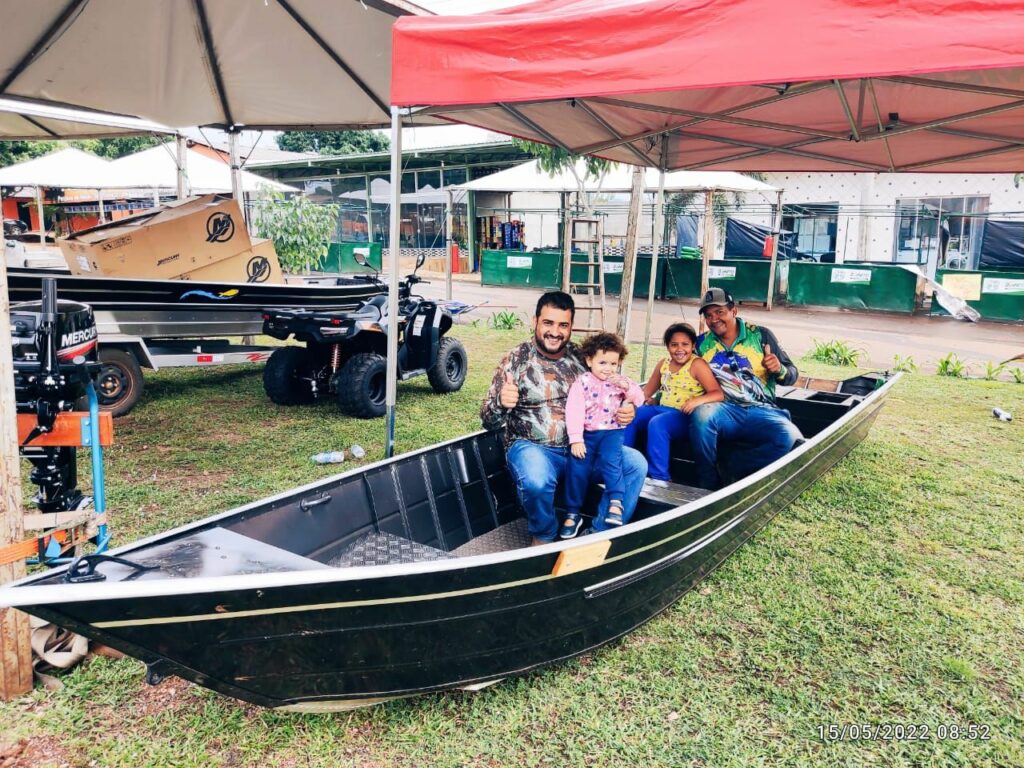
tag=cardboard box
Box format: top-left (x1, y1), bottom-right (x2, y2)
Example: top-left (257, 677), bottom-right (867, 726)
top-left (60, 195), bottom-right (252, 279)
top-left (179, 238), bottom-right (284, 284)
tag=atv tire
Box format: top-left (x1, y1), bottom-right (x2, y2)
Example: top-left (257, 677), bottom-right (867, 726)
top-left (264, 347), bottom-right (317, 405)
top-left (427, 337), bottom-right (468, 394)
top-left (96, 348), bottom-right (145, 417)
top-left (337, 353), bottom-right (388, 418)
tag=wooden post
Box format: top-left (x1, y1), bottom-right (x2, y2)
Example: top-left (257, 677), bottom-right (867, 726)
top-left (0, 264), bottom-right (33, 701)
top-left (698, 190), bottom-right (715, 333)
top-left (615, 165), bottom-right (645, 341)
top-left (766, 189), bottom-right (783, 311)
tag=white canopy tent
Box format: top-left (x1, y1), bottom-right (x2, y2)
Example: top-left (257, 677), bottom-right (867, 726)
top-left (455, 159), bottom-right (778, 194)
top-left (0, 96), bottom-right (171, 140)
top-left (108, 143), bottom-right (295, 196)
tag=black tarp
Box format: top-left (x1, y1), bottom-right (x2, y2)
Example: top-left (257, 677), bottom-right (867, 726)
top-left (724, 218), bottom-right (796, 260)
top-left (978, 219), bottom-right (1024, 269)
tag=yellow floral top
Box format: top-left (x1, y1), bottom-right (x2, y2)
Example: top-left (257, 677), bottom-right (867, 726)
top-left (659, 357), bottom-right (704, 409)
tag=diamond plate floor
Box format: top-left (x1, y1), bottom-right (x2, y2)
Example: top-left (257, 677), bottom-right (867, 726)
top-left (329, 532), bottom-right (454, 568)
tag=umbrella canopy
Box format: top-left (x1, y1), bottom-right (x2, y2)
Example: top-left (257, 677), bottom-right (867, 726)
top-left (392, 0), bottom-right (1024, 172)
top-left (456, 159), bottom-right (777, 193)
top-left (108, 143), bottom-right (294, 194)
top-left (1, 0), bottom-right (429, 130)
top-left (0, 96), bottom-right (173, 140)
top-left (0, 147), bottom-right (136, 188)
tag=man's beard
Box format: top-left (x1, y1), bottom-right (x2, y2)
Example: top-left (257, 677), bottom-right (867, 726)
top-left (535, 328), bottom-right (569, 356)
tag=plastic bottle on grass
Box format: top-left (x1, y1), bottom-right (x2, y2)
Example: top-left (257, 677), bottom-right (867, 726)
top-left (312, 451), bottom-right (345, 464)
top-left (350, 444), bottom-right (366, 459)
top-left (992, 408), bottom-right (1013, 422)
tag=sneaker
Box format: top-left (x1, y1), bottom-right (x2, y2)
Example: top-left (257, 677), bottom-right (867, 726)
top-left (559, 512), bottom-right (583, 539)
top-left (605, 504), bottom-right (624, 526)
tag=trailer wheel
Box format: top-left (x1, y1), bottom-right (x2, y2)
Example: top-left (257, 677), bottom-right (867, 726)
top-left (264, 347), bottom-right (317, 405)
top-left (427, 337), bottom-right (468, 394)
top-left (96, 348), bottom-right (144, 417)
top-left (336, 353), bottom-right (387, 418)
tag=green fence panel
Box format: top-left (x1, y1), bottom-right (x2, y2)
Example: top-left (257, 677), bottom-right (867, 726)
top-left (662, 258), bottom-right (775, 302)
top-left (599, 255), bottom-right (663, 298)
top-left (481, 249), bottom-right (562, 289)
top-left (932, 269), bottom-right (1024, 322)
top-left (322, 242), bottom-right (382, 273)
top-left (788, 262), bottom-right (918, 313)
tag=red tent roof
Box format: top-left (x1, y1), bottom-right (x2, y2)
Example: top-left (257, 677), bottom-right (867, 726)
top-left (392, 0), bottom-right (1024, 172)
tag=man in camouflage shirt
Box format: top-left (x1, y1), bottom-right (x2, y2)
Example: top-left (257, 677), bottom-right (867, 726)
top-left (482, 291), bottom-right (647, 544)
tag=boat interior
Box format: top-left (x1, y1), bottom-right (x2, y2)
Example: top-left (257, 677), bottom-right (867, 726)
top-left (32, 374), bottom-right (887, 587)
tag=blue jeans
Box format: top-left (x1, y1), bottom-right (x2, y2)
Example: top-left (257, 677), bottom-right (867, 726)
top-left (506, 439), bottom-right (648, 542)
top-left (689, 402), bottom-right (803, 490)
top-left (566, 429), bottom-right (626, 515)
top-left (623, 405), bottom-right (690, 481)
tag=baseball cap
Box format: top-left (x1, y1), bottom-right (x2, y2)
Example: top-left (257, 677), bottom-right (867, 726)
top-left (698, 287), bottom-right (735, 314)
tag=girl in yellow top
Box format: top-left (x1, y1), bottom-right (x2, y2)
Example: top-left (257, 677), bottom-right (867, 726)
top-left (623, 323), bottom-right (723, 481)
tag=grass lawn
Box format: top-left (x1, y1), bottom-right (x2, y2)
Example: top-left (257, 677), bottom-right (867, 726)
top-left (2, 324), bottom-right (1022, 768)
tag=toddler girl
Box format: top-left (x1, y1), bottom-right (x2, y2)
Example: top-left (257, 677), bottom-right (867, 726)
top-left (561, 333), bottom-right (645, 539)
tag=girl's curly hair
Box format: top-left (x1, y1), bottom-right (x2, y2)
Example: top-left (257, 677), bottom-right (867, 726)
top-left (579, 332), bottom-right (628, 361)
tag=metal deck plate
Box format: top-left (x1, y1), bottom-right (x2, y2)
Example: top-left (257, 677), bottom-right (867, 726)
top-left (329, 532), bottom-right (454, 568)
top-left (451, 518), bottom-right (532, 557)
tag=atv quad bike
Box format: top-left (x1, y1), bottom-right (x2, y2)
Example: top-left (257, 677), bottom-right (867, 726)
top-left (261, 253), bottom-right (468, 418)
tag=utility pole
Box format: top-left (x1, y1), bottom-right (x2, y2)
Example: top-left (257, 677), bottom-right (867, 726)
top-left (615, 165), bottom-right (645, 341)
top-left (0, 266), bottom-right (32, 701)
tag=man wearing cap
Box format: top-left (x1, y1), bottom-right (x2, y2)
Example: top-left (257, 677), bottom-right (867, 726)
top-left (689, 287), bottom-right (803, 490)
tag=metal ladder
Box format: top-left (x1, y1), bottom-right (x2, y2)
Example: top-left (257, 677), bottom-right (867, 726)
top-left (562, 216), bottom-right (607, 334)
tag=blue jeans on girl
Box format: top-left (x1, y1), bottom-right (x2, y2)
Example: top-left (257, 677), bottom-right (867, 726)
top-left (623, 404), bottom-right (690, 481)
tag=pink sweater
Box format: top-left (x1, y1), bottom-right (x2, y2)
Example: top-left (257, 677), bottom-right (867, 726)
top-left (566, 372), bottom-right (645, 444)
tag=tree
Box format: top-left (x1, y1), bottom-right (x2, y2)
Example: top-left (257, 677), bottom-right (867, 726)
top-left (250, 192), bottom-right (340, 273)
top-left (0, 140), bottom-right (58, 168)
top-left (511, 138), bottom-right (613, 213)
top-left (72, 136), bottom-right (165, 159)
top-left (276, 130), bottom-right (389, 155)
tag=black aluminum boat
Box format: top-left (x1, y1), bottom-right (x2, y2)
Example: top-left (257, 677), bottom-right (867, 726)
top-left (0, 372), bottom-right (897, 711)
top-left (6, 268), bottom-right (384, 338)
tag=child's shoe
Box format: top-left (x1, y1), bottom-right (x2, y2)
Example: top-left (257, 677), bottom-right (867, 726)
top-left (605, 502), bottom-right (624, 526)
top-left (559, 512), bottom-right (583, 539)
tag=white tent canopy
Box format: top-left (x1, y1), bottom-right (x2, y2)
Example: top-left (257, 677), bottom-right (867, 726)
top-left (0, 147), bottom-right (135, 188)
top-left (0, 0), bottom-right (429, 130)
top-left (0, 96), bottom-right (172, 140)
top-left (108, 143), bottom-right (294, 195)
top-left (455, 159), bottom-right (778, 194)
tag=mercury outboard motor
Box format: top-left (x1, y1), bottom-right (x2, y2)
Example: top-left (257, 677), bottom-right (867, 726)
top-left (11, 278), bottom-right (99, 512)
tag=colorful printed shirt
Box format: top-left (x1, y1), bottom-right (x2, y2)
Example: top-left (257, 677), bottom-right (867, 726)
top-left (481, 340), bottom-right (588, 448)
top-left (658, 357), bottom-right (704, 409)
top-left (565, 373), bottom-right (645, 444)
top-left (697, 319), bottom-right (798, 406)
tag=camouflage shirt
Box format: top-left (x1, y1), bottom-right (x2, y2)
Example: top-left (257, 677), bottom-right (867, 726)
top-left (481, 340), bottom-right (587, 449)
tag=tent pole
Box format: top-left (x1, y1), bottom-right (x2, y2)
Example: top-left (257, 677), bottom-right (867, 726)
top-left (36, 187), bottom-right (45, 244)
top-left (767, 189), bottom-right (783, 311)
top-left (385, 107), bottom-right (403, 459)
top-left (229, 130), bottom-right (245, 225)
top-left (97, 189), bottom-right (105, 223)
top-left (615, 165), bottom-right (645, 341)
top-left (445, 188), bottom-right (454, 301)
top-left (699, 190), bottom-right (714, 333)
top-left (152, 187), bottom-right (160, 208)
top-left (0, 258), bottom-right (32, 702)
top-left (640, 162), bottom-right (667, 381)
top-left (176, 134), bottom-right (188, 200)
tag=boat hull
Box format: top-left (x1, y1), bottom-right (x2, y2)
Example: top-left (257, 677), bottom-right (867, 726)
top-left (6, 268), bottom-right (384, 338)
top-left (4, 376), bottom-right (894, 709)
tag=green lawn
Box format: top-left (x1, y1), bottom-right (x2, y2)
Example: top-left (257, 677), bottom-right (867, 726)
top-left (3, 325), bottom-right (1022, 768)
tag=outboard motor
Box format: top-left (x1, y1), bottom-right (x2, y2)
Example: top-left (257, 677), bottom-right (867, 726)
top-left (11, 278), bottom-right (99, 512)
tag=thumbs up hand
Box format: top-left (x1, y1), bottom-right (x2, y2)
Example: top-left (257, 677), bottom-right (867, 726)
top-left (762, 343), bottom-right (782, 374)
top-left (499, 372), bottom-right (520, 409)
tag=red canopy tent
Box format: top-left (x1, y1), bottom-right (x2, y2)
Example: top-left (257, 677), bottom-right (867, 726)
top-left (392, 0), bottom-right (1024, 173)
